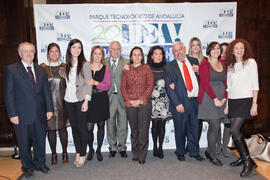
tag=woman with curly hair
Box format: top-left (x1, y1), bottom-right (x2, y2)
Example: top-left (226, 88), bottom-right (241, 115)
top-left (225, 39), bottom-right (259, 177)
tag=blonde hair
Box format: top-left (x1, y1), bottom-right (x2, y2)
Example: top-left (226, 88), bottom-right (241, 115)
top-left (187, 37), bottom-right (204, 63)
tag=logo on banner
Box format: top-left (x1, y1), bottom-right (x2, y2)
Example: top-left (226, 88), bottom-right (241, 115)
top-left (55, 11), bottom-right (70, 19)
top-left (219, 9), bottom-right (234, 17)
top-left (202, 41), bottom-right (210, 50)
top-left (57, 33), bottom-right (71, 41)
top-left (203, 20), bottom-right (218, 28)
top-left (40, 45), bottom-right (48, 53)
top-left (39, 22), bottom-right (54, 30)
top-left (218, 31), bottom-right (233, 39)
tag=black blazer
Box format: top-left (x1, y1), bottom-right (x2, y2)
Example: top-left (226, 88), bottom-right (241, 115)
top-left (4, 61), bottom-right (53, 125)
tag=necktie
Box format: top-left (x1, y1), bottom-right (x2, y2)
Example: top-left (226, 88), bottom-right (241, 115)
top-left (112, 60), bottom-right (117, 93)
top-left (182, 61), bottom-right (193, 92)
top-left (27, 66), bottom-right (36, 87)
top-left (112, 60), bottom-right (117, 71)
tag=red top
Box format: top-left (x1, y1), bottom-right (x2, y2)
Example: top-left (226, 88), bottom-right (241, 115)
top-left (121, 64), bottom-right (154, 107)
top-left (197, 60), bottom-right (227, 104)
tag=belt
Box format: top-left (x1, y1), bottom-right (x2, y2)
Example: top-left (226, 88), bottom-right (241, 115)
top-left (187, 97), bottom-right (197, 101)
top-left (92, 89), bottom-right (105, 93)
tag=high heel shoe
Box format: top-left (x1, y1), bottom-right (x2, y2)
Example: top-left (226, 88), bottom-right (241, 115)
top-left (62, 152), bottom-right (69, 164)
top-left (51, 153), bottom-right (57, 165)
top-left (240, 156), bottom-right (257, 177)
top-left (87, 148), bottom-right (94, 161)
top-left (96, 150), bottom-right (103, 161)
top-left (153, 147), bottom-right (158, 157)
top-left (74, 153), bottom-right (80, 165)
top-left (76, 156), bottom-right (86, 167)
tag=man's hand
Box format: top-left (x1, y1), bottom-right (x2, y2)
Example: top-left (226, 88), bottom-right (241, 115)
top-left (176, 104), bottom-right (184, 113)
top-left (10, 116), bottom-right (19, 125)
top-left (130, 100), bottom-right (140, 107)
top-left (169, 83), bottom-right (175, 90)
top-left (192, 65), bottom-right (199, 72)
top-left (47, 112), bottom-right (53, 120)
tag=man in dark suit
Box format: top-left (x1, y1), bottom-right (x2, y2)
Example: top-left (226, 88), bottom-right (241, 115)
top-left (4, 42), bottom-right (54, 178)
top-left (105, 41), bottom-right (129, 158)
top-left (164, 42), bottom-right (204, 162)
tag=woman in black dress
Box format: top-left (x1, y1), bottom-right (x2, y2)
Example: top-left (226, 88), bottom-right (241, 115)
top-left (87, 46), bottom-right (111, 161)
top-left (147, 46), bottom-right (172, 159)
top-left (41, 42), bottom-right (68, 165)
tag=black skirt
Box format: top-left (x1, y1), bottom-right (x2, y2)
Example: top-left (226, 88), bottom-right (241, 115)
top-left (228, 98), bottom-right (253, 119)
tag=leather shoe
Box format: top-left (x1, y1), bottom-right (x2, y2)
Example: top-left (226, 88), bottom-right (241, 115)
top-left (62, 152), bottom-right (69, 164)
top-left (205, 151), bottom-right (223, 166)
top-left (230, 157), bottom-right (244, 166)
top-left (21, 170), bottom-right (33, 178)
top-left (138, 160), bottom-right (145, 164)
top-left (132, 157), bottom-right (138, 161)
top-left (87, 149), bottom-right (94, 161)
top-left (119, 151), bottom-right (128, 158)
top-left (177, 155), bottom-right (185, 161)
top-left (37, 166), bottom-right (49, 174)
top-left (51, 153), bottom-right (57, 165)
top-left (96, 150), bottom-right (103, 161)
top-left (191, 154), bottom-right (205, 161)
top-left (109, 151), bottom-right (116, 158)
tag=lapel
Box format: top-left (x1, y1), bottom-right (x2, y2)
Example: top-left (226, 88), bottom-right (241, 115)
top-left (106, 58), bottom-right (113, 72)
top-left (115, 57), bottom-right (124, 73)
top-left (17, 61), bottom-right (36, 89)
top-left (172, 60), bottom-right (187, 91)
top-left (34, 63), bottom-right (42, 90)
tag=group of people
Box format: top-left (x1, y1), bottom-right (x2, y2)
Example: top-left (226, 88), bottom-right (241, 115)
top-left (4, 36), bottom-right (259, 178)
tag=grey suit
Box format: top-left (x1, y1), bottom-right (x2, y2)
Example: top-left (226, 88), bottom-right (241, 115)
top-left (105, 57), bottom-right (129, 152)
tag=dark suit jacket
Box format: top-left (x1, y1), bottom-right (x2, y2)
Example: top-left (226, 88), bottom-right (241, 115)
top-left (4, 61), bottom-right (53, 125)
top-left (164, 56), bottom-right (199, 113)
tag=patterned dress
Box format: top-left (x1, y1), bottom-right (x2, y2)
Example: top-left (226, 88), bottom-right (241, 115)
top-left (150, 63), bottom-right (172, 121)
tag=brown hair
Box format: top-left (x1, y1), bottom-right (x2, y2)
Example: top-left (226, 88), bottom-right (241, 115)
top-left (226, 39), bottom-right (254, 69)
top-left (90, 46), bottom-right (105, 64)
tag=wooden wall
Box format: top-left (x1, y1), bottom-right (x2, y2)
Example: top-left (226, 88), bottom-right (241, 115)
top-left (0, 0), bottom-right (269, 146)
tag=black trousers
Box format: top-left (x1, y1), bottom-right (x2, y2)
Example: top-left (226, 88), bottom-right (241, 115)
top-left (13, 119), bottom-right (46, 171)
top-left (126, 100), bottom-right (152, 161)
top-left (65, 100), bottom-right (88, 156)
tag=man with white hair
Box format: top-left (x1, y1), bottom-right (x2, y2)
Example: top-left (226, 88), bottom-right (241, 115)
top-left (164, 42), bottom-right (204, 162)
top-left (4, 42), bottom-right (53, 178)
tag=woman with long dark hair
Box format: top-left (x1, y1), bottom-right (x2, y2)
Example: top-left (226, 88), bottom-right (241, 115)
top-left (225, 39), bottom-right (259, 177)
top-left (64, 39), bottom-right (92, 167)
top-left (147, 46), bottom-right (172, 159)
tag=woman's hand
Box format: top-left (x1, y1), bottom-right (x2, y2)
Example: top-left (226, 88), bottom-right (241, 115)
top-left (192, 65), bottom-right (199, 72)
top-left (123, 64), bottom-right (130, 71)
top-left (220, 98), bottom-right (227, 107)
top-left (129, 100), bottom-right (140, 107)
top-left (250, 103), bottom-right (258, 116)
top-left (169, 83), bottom-right (175, 90)
top-left (213, 98), bottom-right (222, 107)
top-left (81, 100), bottom-right (88, 112)
top-left (86, 78), bottom-right (98, 86)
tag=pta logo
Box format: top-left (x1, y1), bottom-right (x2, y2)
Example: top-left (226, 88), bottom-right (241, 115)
top-left (55, 11), bottom-right (70, 19)
top-left (203, 20), bottom-right (218, 28)
top-left (219, 9), bottom-right (234, 17)
top-left (202, 42), bottom-right (210, 50)
top-left (39, 22), bottom-right (54, 30)
top-left (122, 23), bottom-right (182, 44)
top-left (40, 45), bottom-right (47, 53)
top-left (57, 33), bottom-right (71, 41)
top-left (218, 31), bottom-right (233, 39)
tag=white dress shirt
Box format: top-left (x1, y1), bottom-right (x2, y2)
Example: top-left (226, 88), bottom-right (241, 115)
top-left (227, 58), bottom-right (259, 99)
top-left (176, 58), bottom-right (199, 97)
top-left (64, 61), bottom-right (79, 102)
top-left (21, 60), bottom-right (36, 81)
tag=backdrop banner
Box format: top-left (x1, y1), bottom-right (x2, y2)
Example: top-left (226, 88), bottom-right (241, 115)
top-left (34, 2), bottom-right (237, 153)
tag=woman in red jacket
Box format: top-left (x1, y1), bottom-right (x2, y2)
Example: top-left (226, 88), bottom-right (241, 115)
top-left (197, 42), bottom-right (227, 166)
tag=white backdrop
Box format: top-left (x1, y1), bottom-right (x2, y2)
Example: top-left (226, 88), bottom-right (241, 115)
top-left (33, 3), bottom-right (237, 153)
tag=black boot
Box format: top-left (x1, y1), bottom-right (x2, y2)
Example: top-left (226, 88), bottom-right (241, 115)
top-left (152, 120), bottom-right (158, 157)
top-left (230, 136), bottom-right (245, 166)
top-left (233, 136), bottom-right (257, 177)
top-left (240, 155), bottom-right (257, 177)
top-left (158, 145), bottom-right (164, 159)
top-left (153, 145), bottom-right (158, 157)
